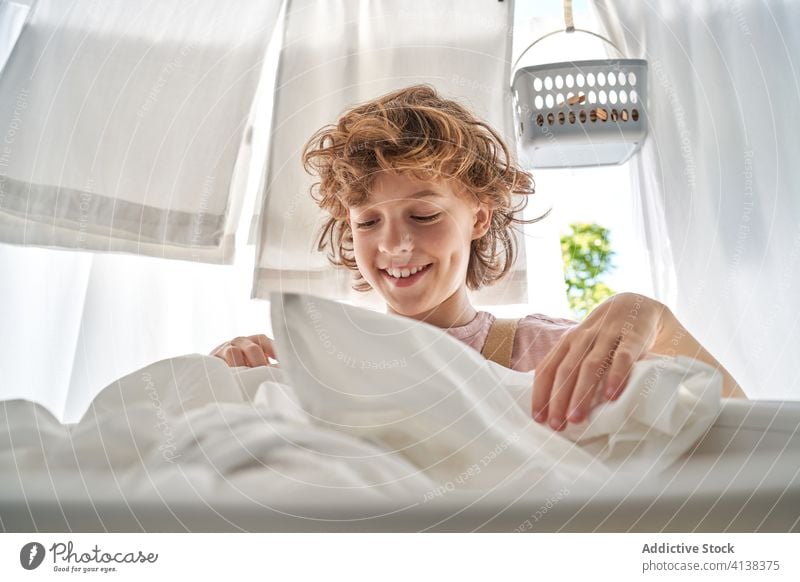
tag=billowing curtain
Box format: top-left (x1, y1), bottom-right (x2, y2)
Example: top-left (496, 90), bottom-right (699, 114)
top-left (0, 1), bottom-right (284, 422)
top-left (252, 0), bottom-right (524, 309)
top-left (0, 0), bottom-right (282, 262)
top-left (593, 0), bottom-right (800, 399)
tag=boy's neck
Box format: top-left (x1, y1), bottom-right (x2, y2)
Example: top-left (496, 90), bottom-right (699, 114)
top-left (387, 287), bottom-right (478, 329)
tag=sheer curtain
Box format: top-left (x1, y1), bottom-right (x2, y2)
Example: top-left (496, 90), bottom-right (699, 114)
top-left (0, 1), bottom-right (28, 73)
top-left (592, 0), bottom-right (800, 399)
top-left (0, 243), bottom-right (271, 424)
top-left (0, 2), bottom-right (285, 422)
top-left (0, 0), bottom-right (281, 262)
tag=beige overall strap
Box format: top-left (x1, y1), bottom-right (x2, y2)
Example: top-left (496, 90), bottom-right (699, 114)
top-left (481, 318), bottom-right (519, 369)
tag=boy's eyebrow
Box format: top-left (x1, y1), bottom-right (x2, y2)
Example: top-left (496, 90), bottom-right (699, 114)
top-left (408, 190), bottom-right (441, 199)
top-left (352, 189), bottom-right (441, 209)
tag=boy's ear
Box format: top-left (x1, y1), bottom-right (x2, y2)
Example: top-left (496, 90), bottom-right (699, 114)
top-left (471, 203), bottom-right (493, 240)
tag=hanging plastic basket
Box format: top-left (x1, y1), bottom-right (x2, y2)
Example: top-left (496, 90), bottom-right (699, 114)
top-left (511, 2), bottom-right (648, 168)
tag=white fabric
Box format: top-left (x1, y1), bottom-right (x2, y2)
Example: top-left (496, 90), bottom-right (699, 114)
top-left (0, 242), bottom-right (271, 425)
top-left (253, 0), bottom-right (526, 309)
top-left (0, 0), bottom-right (281, 262)
top-left (0, 3), bottom-right (287, 423)
top-left (1, 356), bottom-right (431, 504)
top-left (270, 292), bottom-right (722, 485)
top-left (0, 1), bottom-right (29, 74)
top-left (1, 292), bottom-right (722, 507)
top-left (592, 0), bottom-right (800, 400)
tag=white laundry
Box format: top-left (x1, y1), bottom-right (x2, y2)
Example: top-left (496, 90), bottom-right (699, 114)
top-left (270, 292), bottom-right (722, 492)
top-left (0, 292), bottom-right (721, 507)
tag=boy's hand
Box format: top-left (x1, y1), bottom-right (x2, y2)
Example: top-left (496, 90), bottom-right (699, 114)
top-left (532, 293), bottom-right (667, 430)
top-left (210, 334), bottom-right (279, 368)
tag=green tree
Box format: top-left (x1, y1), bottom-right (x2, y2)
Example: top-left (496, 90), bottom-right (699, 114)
top-left (560, 222), bottom-right (616, 320)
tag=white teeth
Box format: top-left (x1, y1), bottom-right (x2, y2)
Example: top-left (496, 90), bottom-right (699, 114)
top-left (385, 264), bottom-right (428, 279)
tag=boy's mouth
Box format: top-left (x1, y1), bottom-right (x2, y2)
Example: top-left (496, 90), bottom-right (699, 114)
top-left (380, 263), bottom-right (432, 287)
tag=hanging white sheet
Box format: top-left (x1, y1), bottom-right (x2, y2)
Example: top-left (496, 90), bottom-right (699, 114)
top-left (0, 0), bottom-right (282, 262)
top-left (592, 0), bottom-right (800, 399)
top-left (252, 0), bottom-right (525, 308)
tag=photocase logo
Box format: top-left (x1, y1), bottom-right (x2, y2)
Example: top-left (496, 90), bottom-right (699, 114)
top-left (20, 542), bottom-right (46, 570)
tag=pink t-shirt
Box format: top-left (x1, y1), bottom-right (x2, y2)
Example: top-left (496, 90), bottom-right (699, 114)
top-left (445, 311), bottom-right (579, 373)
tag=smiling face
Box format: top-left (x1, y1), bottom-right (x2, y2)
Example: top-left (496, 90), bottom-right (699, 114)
top-left (347, 172), bottom-right (492, 327)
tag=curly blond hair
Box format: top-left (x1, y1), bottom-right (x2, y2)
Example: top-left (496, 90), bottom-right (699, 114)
top-left (302, 84), bottom-right (546, 292)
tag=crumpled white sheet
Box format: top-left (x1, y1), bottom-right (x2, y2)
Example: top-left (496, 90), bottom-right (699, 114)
top-left (0, 292), bottom-right (721, 505)
top-left (0, 356), bottom-right (436, 504)
top-left (269, 292), bottom-right (722, 491)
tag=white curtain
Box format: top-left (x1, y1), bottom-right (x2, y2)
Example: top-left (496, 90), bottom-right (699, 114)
top-left (0, 243), bottom-right (272, 424)
top-left (0, 0), bottom-right (281, 262)
top-left (252, 0), bottom-right (525, 309)
top-left (0, 1), bottom-right (287, 423)
top-left (0, 1), bottom-right (28, 74)
top-left (593, 0), bottom-right (800, 399)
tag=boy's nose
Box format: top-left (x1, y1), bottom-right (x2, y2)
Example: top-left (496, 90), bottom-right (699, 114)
top-left (378, 227), bottom-right (414, 255)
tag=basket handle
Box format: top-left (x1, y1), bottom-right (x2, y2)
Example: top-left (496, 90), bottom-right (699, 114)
top-left (564, 0), bottom-right (575, 32)
top-left (510, 0), bottom-right (625, 82)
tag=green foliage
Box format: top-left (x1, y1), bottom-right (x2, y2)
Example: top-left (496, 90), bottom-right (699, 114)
top-left (560, 222), bottom-right (616, 320)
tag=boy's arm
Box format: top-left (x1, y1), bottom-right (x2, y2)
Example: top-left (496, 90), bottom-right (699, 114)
top-left (651, 305), bottom-right (748, 399)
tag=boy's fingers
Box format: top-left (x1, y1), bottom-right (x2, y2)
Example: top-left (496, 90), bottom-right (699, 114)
top-left (566, 364), bottom-right (601, 424)
top-left (240, 342), bottom-right (268, 367)
top-left (217, 346), bottom-right (245, 367)
top-left (211, 335), bottom-right (278, 368)
top-left (542, 333), bottom-right (594, 429)
top-left (547, 349), bottom-right (585, 430)
top-left (252, 334), bottom-right (278, 360)
top-left (604, 346), bottom-right (638, 399)
top-left (532, 340), bottom-right (569, 421)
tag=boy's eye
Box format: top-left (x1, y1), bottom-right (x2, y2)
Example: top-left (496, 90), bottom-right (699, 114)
top-left (354, 213), bottom-right (441, 229)
top-left (413, 213), bottom-right (441, 223)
